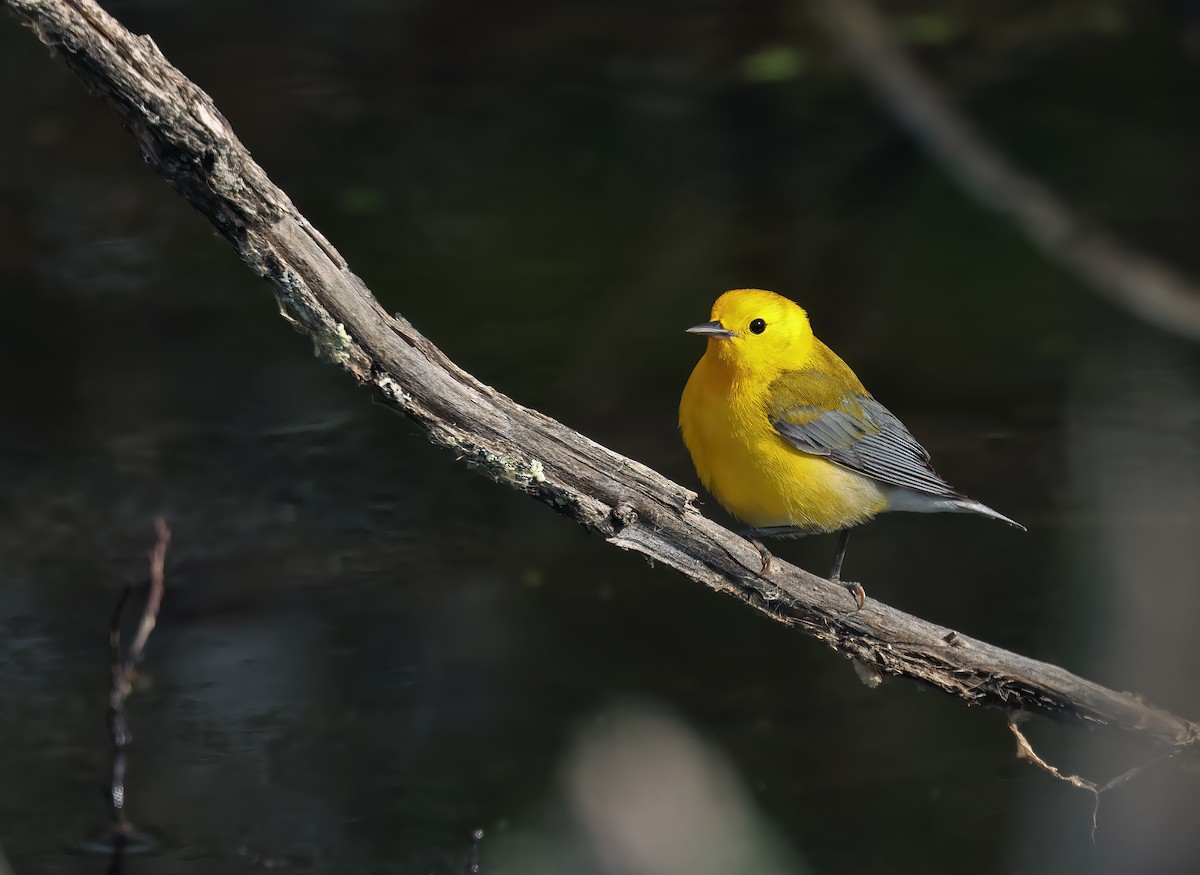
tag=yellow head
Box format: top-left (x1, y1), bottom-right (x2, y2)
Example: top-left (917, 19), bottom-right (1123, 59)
top-left (687, 289), bottom-right (815, 377)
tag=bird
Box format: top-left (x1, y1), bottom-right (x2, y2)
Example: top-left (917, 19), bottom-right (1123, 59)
top-left (678, 288), bottom-right (1023, 609)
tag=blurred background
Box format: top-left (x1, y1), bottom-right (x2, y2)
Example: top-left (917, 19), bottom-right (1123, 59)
top-left (2, 0), bottom-right (1200, 872)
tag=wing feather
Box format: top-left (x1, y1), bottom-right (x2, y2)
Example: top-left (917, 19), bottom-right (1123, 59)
top-left (767, 369), bottom-right (962, 499)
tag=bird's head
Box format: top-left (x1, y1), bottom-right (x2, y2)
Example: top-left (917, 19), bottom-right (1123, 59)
top-left (687, 289), bottom-right (815, 376)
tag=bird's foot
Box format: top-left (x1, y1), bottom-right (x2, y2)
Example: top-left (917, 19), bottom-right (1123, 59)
top-left (827, 529), bottom-right (861, 609)
top-left (737, 529), bottom-right (782, 574)
top-left (750, 538), bottom-right (772, 574)
top-left (838, 579), bottom-right (866, 611)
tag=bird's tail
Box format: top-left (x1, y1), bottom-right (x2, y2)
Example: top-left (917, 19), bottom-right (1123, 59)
top-left (949, 498), bottom-right (1026, 531)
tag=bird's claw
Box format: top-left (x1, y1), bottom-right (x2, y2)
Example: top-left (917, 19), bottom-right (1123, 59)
top-left (751, 539), bottom-right (772, 574)
top-left (842, 580), bottom-right (866, 611)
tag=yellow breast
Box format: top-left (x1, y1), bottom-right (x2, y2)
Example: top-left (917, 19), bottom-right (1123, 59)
top-left (679, 353), bottom-right (887, 532)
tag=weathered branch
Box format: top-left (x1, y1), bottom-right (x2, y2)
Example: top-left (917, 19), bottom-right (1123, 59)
top-left (813, 0), bottom-right (1200, 341)
top-left (6, 0), bottom-right (1199, 760)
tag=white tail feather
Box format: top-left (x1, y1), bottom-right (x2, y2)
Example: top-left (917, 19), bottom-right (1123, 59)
top-left (884, 489), bottom-right (1026, 531)
top-left (948, 498), bottom-right (1026, 530)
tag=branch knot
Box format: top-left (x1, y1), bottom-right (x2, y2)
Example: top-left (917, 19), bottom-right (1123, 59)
top-left (610, 501), bottom-right (638, 532)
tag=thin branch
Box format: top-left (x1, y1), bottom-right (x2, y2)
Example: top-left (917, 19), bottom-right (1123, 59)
top-left (5, 0), bottom-right (1200, 764)
top-left (1008, 717), bottom-right (1176, 840)
top-left (127, 516), bottom-right (169, 659)
top-left (107, 517), bottom-right (170, 863)
top-left (813, 0), bottom-right (1200, 341)
top-left (1009, 718), bottom-right (1102, 836)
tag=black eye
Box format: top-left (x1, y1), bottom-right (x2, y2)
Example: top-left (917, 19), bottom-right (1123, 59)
top-left (749, 318), bottom-right (767, 335)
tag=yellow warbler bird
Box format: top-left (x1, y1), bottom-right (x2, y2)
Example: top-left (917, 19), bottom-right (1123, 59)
top-left (679, 288), bottom-right (1022, 606)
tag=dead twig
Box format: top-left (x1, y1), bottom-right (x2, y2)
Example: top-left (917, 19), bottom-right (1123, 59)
top-left (1008, 717), bottom-right (1176, 840)
top-left (107, 517), bottom-right (170, 865)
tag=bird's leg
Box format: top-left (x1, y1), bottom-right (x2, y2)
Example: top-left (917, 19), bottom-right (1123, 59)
top-left (829, 530), bottom-right (865, 611)
top-left (739, 527), bottom-right (807, 574)
top-left (829, 530), bottom-right (850, 579)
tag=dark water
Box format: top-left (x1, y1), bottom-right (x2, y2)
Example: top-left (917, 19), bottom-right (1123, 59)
top-left (3, 1), bottom-right (1200, 873)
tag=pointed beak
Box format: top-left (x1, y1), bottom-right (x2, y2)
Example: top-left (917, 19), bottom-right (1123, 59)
top-left (686, 320), bottom-right (737, 339)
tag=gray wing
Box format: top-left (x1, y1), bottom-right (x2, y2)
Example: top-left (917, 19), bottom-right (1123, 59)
top-left (767, 375), bottom-right (961, 499)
